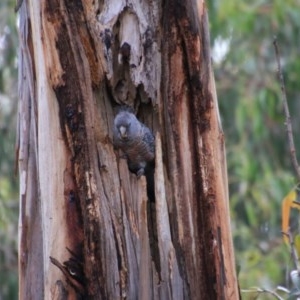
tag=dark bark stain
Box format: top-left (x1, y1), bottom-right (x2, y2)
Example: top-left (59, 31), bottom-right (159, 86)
top-left (66, 0), bottom-right (103, 88)
top-left (103, 29), bottom-right (112, 50)
top-left (27, 20), bottom-right (36, 88)
top-left (50, 256), bottom-right (85, 297)
top-left (44, 1), bottom-right (107, 298)
top-left (162, 0), bottom-right (220, 299)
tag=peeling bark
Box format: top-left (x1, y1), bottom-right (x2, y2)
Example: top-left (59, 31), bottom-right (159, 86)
top-left (18, 0), bottom-right (239, 299)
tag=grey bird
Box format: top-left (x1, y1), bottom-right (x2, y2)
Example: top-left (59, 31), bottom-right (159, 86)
top-left (113, 109), bottom-right (155, 178)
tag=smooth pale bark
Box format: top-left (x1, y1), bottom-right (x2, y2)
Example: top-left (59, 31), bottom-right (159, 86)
top-left (17, 0), bottom-right (239, 299)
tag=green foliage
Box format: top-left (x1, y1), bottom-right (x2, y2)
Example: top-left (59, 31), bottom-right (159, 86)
top-left (208, 0), bottom-right (300, 295)
top-left (1, 0), bottom-right (300, 298)
top-left (0, 0), bottom-right (18, 299)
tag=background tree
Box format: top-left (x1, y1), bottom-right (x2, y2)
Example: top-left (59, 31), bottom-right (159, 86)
top-left (17, 0), bottom-right (238, 299)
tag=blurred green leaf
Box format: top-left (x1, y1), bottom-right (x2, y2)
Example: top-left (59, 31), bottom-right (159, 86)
top-left (0, 0), bottom-right (18, 299)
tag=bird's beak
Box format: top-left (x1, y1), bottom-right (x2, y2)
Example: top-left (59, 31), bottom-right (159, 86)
top-left (119, 126), bottom-right (127, 138)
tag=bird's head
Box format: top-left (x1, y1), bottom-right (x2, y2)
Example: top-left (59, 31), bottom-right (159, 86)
top-left (114, 111), bottom-right (139, 141)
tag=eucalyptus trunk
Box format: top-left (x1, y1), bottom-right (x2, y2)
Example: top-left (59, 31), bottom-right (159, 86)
top-left (17, 0), bottom-right (239, 299)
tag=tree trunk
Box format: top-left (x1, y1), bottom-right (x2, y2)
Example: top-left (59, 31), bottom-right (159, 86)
top-left (17, 0), bottom-right (239, 299)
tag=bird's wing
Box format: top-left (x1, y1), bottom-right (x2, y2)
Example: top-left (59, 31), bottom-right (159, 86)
top-left (142, 126), bottom-right (155, 159)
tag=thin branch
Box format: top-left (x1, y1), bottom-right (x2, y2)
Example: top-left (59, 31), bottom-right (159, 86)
top-left (273, 37), bottom-right (300, 181)
top-left (14, 0), bottom-right (24, 12)
top-left (241, 287), bottom-right (285, 300)
top-left (281, 230), bottom-right (300, 271)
